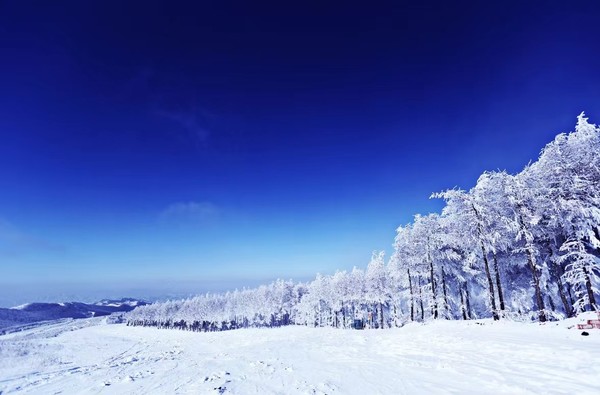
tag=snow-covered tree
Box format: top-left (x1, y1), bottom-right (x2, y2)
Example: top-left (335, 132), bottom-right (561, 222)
top-left (366, 251), bottom-right (388, 328)
top-left (127, 113), bottom-right (600, 331)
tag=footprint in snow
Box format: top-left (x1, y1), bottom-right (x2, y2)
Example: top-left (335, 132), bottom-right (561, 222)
top-left (66, 367), bottom-right (81, 374)
top-left (214, 385), bottom-right (227, 394)
top-left (295, 380), bottom-right (337, 395)
top-left (251, 360), bottom-right (275, 373)
top-left (203, 371), bottom-right (231, 382)
top-left (202, 372), bottom-right (232, 394)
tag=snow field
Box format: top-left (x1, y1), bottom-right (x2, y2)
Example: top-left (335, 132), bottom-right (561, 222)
top-left (1, 315), bottom-right (600, 394)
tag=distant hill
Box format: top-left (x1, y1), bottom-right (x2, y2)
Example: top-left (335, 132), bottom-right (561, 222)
top-left (0, 298), bottom-right (148, 331)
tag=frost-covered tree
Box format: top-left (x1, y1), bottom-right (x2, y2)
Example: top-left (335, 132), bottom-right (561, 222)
top-left (127, 113), bottom-right (600, 331)
top-left (433, 188), bottom-right (502, 320)
top-left (529, 112), bottom-right (600, 313)
top-left (366, 251), bottom-right (388, 328)
top-left (391, 223), bottom-right (426, 321)
top-left (411, 214), bottom-right (447, 319)
top-left (560, 239), bottom-right (599, 312)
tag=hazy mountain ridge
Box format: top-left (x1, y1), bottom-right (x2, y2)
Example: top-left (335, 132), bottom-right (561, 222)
top-left (0, 298), bottom-right (147, 332)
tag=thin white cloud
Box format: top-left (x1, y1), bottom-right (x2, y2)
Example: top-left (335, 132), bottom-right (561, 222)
top-left (159, 201), bottom-right (219, 223)
top-left (0, 218), bottom-right (65, 256)
top-left (158, 109), bottom-right (211, 142)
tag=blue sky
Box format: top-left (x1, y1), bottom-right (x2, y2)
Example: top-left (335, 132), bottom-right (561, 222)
top-left (1, 1), bottom-right (599, 306)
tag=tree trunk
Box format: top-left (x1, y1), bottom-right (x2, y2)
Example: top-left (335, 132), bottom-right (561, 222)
top-left (583, 266), bottom-right (597, 311)
top-left (379, 302), bottom-right (384, 329)
top-left (465, 282), bottom-right (472, 319)
top-left (418, 276), bottom-right (425, 321)
top-left (319, 306), bottom-right (323, 327)
top-left (557, 274), bottom-right (573, 317)
top-left (515, 210), bottom-right (546, 322)
top-left (567, 282), bottom-right (575, 307)
top-left (492, 253), bottom-right (506, 313)
top-left (407, 268), bottom-right (415, 322)
top-left (551, 252), bottom-right (573, 317)
top-left (428, 252), bottom-right (438, 319)
top-left (460, 286), bottom-right (467, 320)
top-left (481, 244), bottom-right (499, 320)
top-left (525, 247), bottom-right (547, 322)
top-left (471, 203), bottom-right (498, 320)
top-left (441, 266), bottom-right (449, 319)
top-left (548, 294), bottom-right (556, 312)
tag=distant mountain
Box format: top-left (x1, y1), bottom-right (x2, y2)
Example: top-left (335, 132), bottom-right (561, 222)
top-left (0, 298), bottom-right (148, 331)
top-left (94, 297), bottom-right (146, 308)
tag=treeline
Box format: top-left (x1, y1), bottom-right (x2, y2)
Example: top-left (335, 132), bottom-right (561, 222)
top-left (127, 113), bottom-right (600, 331)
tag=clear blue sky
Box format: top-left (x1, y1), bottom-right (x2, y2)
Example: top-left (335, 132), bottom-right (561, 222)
top-left (1, 1), bottom-right (599, 306)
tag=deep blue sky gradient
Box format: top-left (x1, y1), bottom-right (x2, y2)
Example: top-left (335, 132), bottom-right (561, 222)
top-left (1, 1), bottom-right (599, 305)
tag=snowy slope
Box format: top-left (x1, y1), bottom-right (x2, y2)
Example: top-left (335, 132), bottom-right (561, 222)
top-left (0, 299), bottom-right (147, 332)
top-left (1, 315), bottom-right (600, 394)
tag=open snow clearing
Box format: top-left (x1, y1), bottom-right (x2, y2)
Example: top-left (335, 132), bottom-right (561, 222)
top-left (1, 315), bottom-right (599, 394)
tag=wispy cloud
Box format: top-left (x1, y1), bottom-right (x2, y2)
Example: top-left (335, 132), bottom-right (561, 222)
top-left (0, 218), bottom-right (66, 257)
top-left (121, 68), bottom-right (218, 144)
top-left (158, 109), bottom-right (211, 142)
top-left (159, 201), bottom-right (220, 223)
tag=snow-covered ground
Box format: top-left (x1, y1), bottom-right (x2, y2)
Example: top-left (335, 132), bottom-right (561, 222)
top-left (1, 315), bottom-right (600, 394)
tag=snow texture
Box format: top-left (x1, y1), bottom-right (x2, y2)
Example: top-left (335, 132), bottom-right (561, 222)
top-left (1, 314), bottom-right (599, 394)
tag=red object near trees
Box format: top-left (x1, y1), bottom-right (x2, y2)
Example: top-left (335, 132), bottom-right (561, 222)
top-left (576, 312), bottom-right (600, 330)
